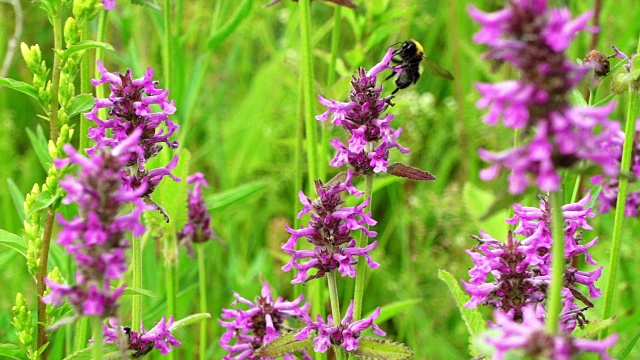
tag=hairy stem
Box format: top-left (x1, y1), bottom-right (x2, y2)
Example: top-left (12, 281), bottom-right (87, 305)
top-left (131, 236), bottom-right (143, 332)
top-left (352, 172), bottom-right (374, 321)
top-left (546, 191), bottom-right (565, 334)
top-left (197, 245), bottom-right (208, 360)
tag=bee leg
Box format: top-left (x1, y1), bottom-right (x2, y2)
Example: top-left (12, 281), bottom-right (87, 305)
top-left (385, 72), bottom-right (398, 81)
top-left (391, 87), bottom-right (400, 95)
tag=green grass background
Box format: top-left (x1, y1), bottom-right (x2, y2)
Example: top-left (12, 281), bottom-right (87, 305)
top-left (1, 0), bottom-right (640, 358)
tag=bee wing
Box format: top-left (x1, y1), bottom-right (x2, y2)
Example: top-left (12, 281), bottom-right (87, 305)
top-left (422, 56), bottom-right (454, 81)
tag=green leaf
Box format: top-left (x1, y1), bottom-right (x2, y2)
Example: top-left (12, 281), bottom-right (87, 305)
top-left (572, 318), bottom-right (615, 339)
top-left (375, 299), bottom-right (421, 323)
top-left (594, 93), bottom-right (617, 107)
top-left (255, 332), bottom-right (314, 359)
top-left (438, 270), bottom-right (486, 341)
top-left (206, 0), bottom-right (253, 50)
top-left (349, 337), bottom-right (414, 360)
top-left (61, 41), bottom-right (114, 60)
top-left (7, 179), bottom-right (26, 223)
top-left (0, 78), bottom-right (39, 102)
top-left (130, 0), bottom-right (162, 10)
top-left (169, 313), bottom-right (211, 332)
top-left (63, 343), bottom-right (133, 360)
top-left (26, 126), bottom-right (51, 171)
top-left (0, 343), bottom-right (28, 360)
top-left (463, 183), bottom-right (509, 237)
top-left (66, 94), bottom-right (95, 119)
top-left (571, 89), bottom-right (588, 106)
top-left (205, 181), bottom-right (266, 211)
top-left (586, 186), bottom-right (602, 209)
top-left (28, 190), bottom-right (59, 216)
top-left (616, 331), bottom-right (640, 360)
top-left (122, 287), bottom-right (158, 298)
top-left (152, 149), bottom-right (190, 227)
top-left (0, 229), bottom-right (27, 258)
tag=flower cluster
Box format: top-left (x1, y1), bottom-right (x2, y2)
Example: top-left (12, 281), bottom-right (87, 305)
top-left (470, 0), bottom-right (621, 193)
top-left (177, 172), bottom-right (218, 257)
top-left (42, 132), bottom-right (148, 318)
top-left (463, 195), bottom-right (603, 331)
top-left (282, 171), bottom-right (379, 284)
top-left (486, 305), bottom-right (617, 360)
top-left (102, 0), bottom-right (115, 9)
top-left (316, 48), bottom-right (408, 174)
top-left (219, 283), bottom-right (310, 360)
top-left (103, 316), bottom-right (181, 357)
top-left (85, 60), bottom-right (180, 199)
top-left (295, 300), bottom-right (385, 353)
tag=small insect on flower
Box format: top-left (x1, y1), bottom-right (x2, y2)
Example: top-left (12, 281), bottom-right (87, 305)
top-left (386, 39), bottom-right (454, 95)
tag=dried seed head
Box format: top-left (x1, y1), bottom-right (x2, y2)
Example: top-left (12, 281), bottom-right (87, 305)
top-left (584, 50), bottom-right (610, 77)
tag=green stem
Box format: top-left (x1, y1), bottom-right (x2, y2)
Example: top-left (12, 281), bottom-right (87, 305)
top-left (600, 80), bottom-right (640, 339)
top-left (165, 260), bottom-right (176, 360)
top-left (163, 0), bottom-right (173, 89)
top-left (299, 0), bottom-right (318, 188)
top-left (91, 317), bottom-right (103, 360)
top-left (197, 245), bottom-right (208, 360)
top-left (74, 317), bottom-right (89, 352)
top-left (131, 236), bottom-right (143, 332)
top-left (36, 210), bottom-right (55, 357)
top-left (546, 191), bottom-right (565, 334)
top-left (570, 88), bottom-right (599, 203)
top-left (352, 173), bottom-right (374, 321)
top-left (327, 272), bottom-right (344, 360)
top-left (79, 21), bottom-right (91, 153)
top-left (95, 10), bottom-right (108, 121)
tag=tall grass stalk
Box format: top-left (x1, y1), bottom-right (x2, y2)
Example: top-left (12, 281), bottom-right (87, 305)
top-left (546, 190), bottom-right (565, 334)
top-left (91, 317), bottom-right (103, 360)
top-left (600, 38), bottom-right (640, 338)
top-left (197, 244), bottom-right (208, 360)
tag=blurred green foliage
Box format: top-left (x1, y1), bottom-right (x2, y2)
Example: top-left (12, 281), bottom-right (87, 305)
top-left (1, 0), bottom-right (640, 358)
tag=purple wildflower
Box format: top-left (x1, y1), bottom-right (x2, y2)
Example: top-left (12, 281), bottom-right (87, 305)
top-left (295, 300), bottom-right (386, 353)
top-left (177, 172), bottom-right (219, 257)
top-left (85, 60), bottom-right (180, 198)
top-left (470, 0), bottom-right (620, 193)
top-left (316, 48), bottom-right (408, 174)
top-left (103, 316), bottom-right (181, 356)
top-left (102, 0), bottom-right (115, 9)
top-left (282, 170), bottom-right (379, 284)
top-left (219, 282), bottom-right (311, 360)
top-left (42, 132), bottom-right (148, 318)
top-left (486, 305), bottom-right (617, 360)
top-left (463, 194), bottom-right (603, 331)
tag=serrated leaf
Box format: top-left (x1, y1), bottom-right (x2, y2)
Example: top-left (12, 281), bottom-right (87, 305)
top-left (122, 287), bottom-right (158, 298)
top-left (616, 331), bottom-right (640, 360)
top-left (205, 181), bottom-right (266, 211)
top-left (0, 343), bottom-right (27, 360)
top-left (572, 318), bottom-right (615, 339)
top-left (375, 299), bottom-right (421, 323)
top-left (463, 183), bottom-right (508, 237)
top-left (387, 163), bottom-right (436, 181)
top-left (0, 77), bottom-right (39, 102)
top-left (66, 94), bottom-right (95, 119)
top-left (26, 126), bottom-right (51, 171)
top-left (438, 270), bottom-right (486, 339)
top-left (256, 332), bottom-right (314, 358)
top-left (61, 41), bottom-right (114, 60)
top-left (0, 230), bottom-right (27, 258)
top-left (169, 313), bottom-right (211, 332)
top-left (349, 337), bottom-right (413, 360)
top-left (7, 179), bottom-right (26, 223)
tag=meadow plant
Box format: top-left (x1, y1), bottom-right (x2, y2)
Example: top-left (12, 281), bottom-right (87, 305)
top-left (103, 316), bottom-right (181, 356)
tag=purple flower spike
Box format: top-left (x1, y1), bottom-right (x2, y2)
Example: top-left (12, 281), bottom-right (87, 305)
top-left (177, 172), bottom-right (220, 257)
top-left (470, 0), bottom-right (621, 193)
top-left (85, 60), bottom-right (180, 198)
top-left (103, 316), bottom-right (181, 357)
top-left (295, 300), bottom-right (386, 353)
top-left (43, 132), bottom-right (149, 318)
top-left (486, 305), bottom-right (617, 360)
top-left (317, 48), bottom-right (407, 174)
top-left (219, 282), bottom-right (311, 360)
top-left (282, 170), bottom-right (379, 284)
top-left (464, 194), bottom-right (603, 332)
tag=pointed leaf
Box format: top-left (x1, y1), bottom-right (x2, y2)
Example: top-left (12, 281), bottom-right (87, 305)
top-left (572, 318), bottom-right (615, 339)
top-left (205, 181), bottom-right (266, 211)
top-left (66, 94), bottom-right (95, 119)
top-left (28, 190), bottom-right (59, 216)
top-left (169, 313), bottom-right (211, 332)
top-left (479, 191), bottom-right (524, 221)
top-left (463, 183), bottom-right (508, 237)
top-left (387, 163), bottom-right (436, 181)
top-left (349, 337), bottom-right (413, 360)
top-left (438, 270), bottom-right (486, 339)
top-left (375, 299), bottom-right (421, 323)
top-left (0, 78), bottom-right (39, 102)
top-left (207, 0), bottom-right (253, 50)
top-left (61, 41), bottom-right (114, 60)
top-left (122, 287), bottom-right (158, 298)
top-left (26, 126), bottom-right (51, 171)
top-left (0, 343), bottom-right (27, 360)
top-left (0, 229), bottom-right (27, 258)
top-left (256, 332), bottom-right (314, 359)
top-left (130, 0), bottom-right (162, 10)
top-left (616, 331), bottom-right (640, 360)
top-left (7, 179), bottom-right (26, 223)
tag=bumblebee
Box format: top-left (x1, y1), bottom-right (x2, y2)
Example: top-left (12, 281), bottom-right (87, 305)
top-left (386, 40), bottom-right (454, 94)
